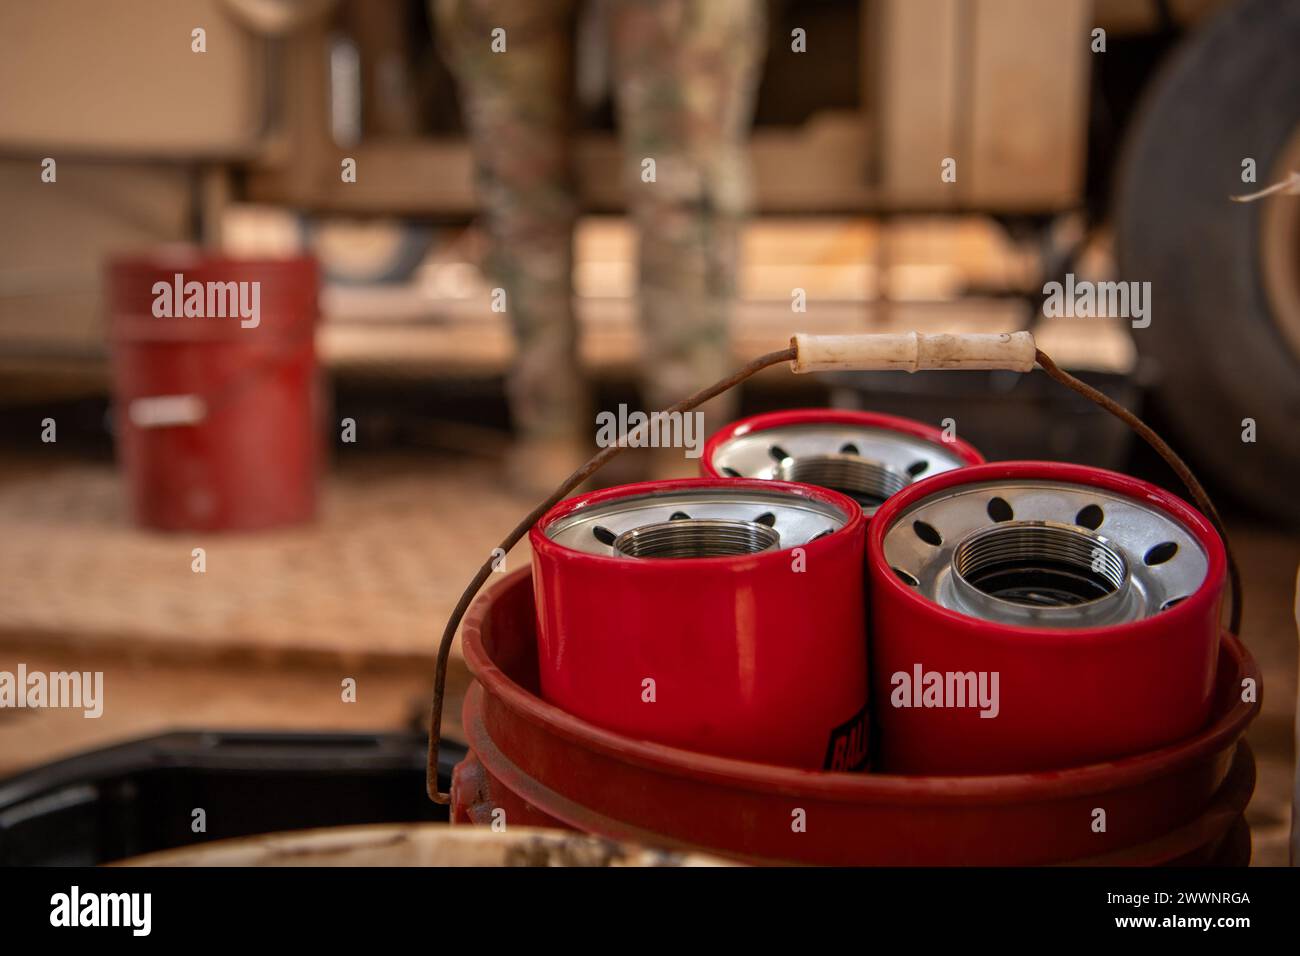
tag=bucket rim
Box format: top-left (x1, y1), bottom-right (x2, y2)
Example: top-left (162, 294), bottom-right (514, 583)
top-left (461, 566), bottom-right (1258, 805)
top-left (107, 249), bottom-right (319, 276)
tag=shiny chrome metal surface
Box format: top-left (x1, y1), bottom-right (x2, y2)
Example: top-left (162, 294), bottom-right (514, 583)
top-left (711, 423), bottom-right (969, 513)
top-left (544, 487), bottom-right (847, 558)
top-left (881, 480), bottom-right (1209, 628)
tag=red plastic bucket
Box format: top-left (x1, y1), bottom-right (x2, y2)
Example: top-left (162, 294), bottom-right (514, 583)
top-left (866, 461), bottom-right (1228, 774)
top-left (452, 568), bottom-right (1258, 865)
top-left (107, 251), bottom-right (321, 532)
top-left (529, 478), bottom-right (868, 770)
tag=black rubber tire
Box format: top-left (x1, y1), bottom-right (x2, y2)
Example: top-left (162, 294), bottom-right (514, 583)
top-left (1115, 0), bottom-right (1300, 524)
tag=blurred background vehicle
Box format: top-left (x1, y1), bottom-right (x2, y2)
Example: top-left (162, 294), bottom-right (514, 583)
top-left (0, 0), bottom-right (1296, 864)
top-left (5, 0), bottom-right (1298, 511)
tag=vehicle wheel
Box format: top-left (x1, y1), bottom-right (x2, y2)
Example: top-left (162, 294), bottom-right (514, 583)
top-left (1115, 0), bottom-right (1300, 523)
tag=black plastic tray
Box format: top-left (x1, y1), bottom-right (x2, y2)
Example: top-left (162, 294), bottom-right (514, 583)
top-left (0, 731), bottom-right (466, 866)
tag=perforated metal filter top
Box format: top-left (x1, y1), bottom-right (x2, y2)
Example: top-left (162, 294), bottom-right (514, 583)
top-left (709, 422), bottom-right (971, 514)
top-left (543, 487), bottom-right (848, 559)
top-left (881, 480), bottom-right (1210, 628)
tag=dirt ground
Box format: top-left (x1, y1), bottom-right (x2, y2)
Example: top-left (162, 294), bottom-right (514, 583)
top-left (0, 450), bottom-right (1294, 865)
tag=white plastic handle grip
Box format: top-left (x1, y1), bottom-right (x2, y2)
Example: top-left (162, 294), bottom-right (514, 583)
top-left (789, 331), bottom-right (1037, 374)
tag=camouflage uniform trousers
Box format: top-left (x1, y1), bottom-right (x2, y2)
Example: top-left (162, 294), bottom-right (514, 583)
top-left (435, 0), bottom-right (766, 443)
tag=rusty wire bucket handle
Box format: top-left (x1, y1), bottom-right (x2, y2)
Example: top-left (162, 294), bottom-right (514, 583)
top-left (425, 332), bottom-right (1241, 803)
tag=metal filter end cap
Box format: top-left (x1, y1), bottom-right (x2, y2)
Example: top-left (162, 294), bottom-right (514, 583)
top-left (710, 421), bottom-right (972, 515)
top-left (881, 479), bottom-right (1210, 628)
top-left (543, 485), bottom-right (849, 559)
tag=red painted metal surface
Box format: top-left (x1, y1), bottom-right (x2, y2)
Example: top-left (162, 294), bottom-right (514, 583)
top-left (107, 252), bottom-right (321, 532)
top-left (701, 408), bottom-right (985, 478)
top-left (453, 567), bottom-right (1258, 865)
top-left (528, 478), bottom-right (868, 769)
top-left (452, 738), bottom-right (1255, 866)
top-left (866, 462), bottom-right (1228, 775)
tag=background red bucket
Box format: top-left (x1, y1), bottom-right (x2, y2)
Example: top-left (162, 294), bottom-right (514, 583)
top-left (106, 251), bottom-right (321, 532)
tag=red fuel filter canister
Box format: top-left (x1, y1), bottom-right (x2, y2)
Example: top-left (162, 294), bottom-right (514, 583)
top-left (529, 478), bottom-right (869, 771)
top-left (867, 461), bottom-right (1227, 774)
top-left (702, 409), bottom-right (983, 515)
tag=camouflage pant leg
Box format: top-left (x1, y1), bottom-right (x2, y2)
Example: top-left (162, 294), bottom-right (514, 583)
top-left (434, 0), bottom-right (588, 440)
top-left (609, 0), bottom-right (767, 424)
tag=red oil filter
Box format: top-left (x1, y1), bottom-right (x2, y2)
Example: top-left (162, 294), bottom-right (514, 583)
top-left (529, 478), bottom-right (869, 770)
top-left (867, 461), bottom-right (1227, 774)
top-left (107, 251), bottom-right (321, 532)
top-left (702, 409), bottom-right (984, 515)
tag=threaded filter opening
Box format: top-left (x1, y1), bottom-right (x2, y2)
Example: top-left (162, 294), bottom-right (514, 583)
top-left (613, 519), bottom-right (781, 559)
top-left (952, 522), bottom-right (1128, 608)
top-left (777, 453), bottom-right (910, 508)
